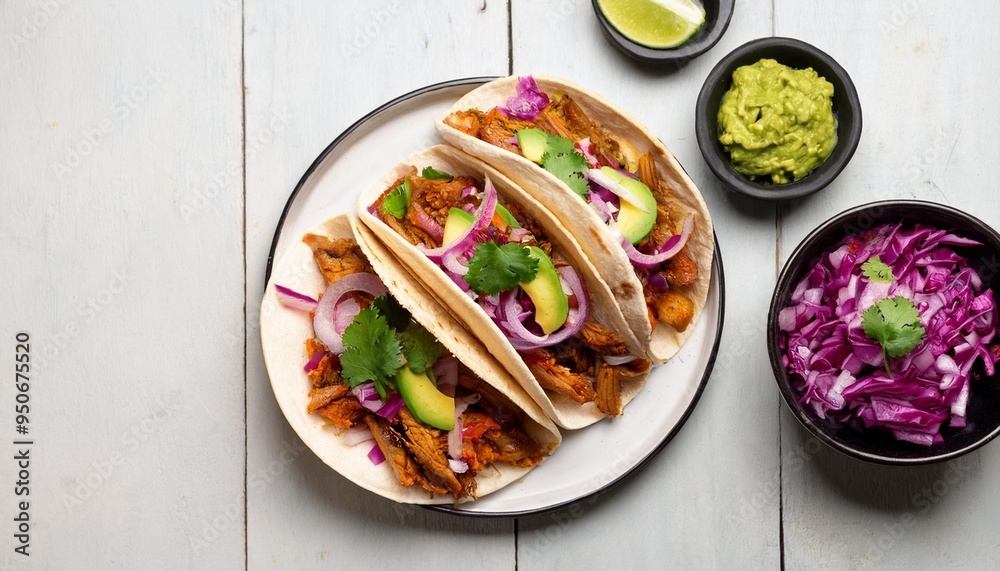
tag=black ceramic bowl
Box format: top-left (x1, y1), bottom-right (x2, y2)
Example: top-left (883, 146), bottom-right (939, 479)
top-left (696, 37), bottom-right (862, 201)
top-left (767, 200), bottom-right (1000, 465)
top-left (592, 0), bottom-right (734, 64)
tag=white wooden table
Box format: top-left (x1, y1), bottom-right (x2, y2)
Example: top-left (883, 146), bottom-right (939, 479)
top-left (3, 1), bottom-right (999, 569)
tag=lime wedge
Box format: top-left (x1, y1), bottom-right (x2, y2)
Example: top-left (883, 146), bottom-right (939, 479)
top-left (597, 0), bottom-right (706, 49)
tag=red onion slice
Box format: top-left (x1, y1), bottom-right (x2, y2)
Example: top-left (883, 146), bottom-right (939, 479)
top-left (448, 459), bottom-right (469, 474)
top-left (442, 250), bottom-right (469, 276)
top-left (418, 177), bottom-right (498, 263)
top-left (615, 216), bottom-right (693, 269)
top-left (448, 394), bottom-right (480, 459)
top-left (588, 192), bottom-right (612, 222)
top-left (576, 137), bottom-right (600, 168)
top-left (411, 203), bottom-right (444, 242)
top-left (499, 266), bottom-right (589, 350)
top-left (340, 426), bottom-right (375, 447)
top-left (275, 284), bottom-right (318, 312)
top-left (334, 297), bottom-right (361, 334)
top-left (433, 356), bottom-right (459, 397)
top-left (313, 272), bottom-right (388, 354)
top-left (350, 382), bottom-right (383, 413)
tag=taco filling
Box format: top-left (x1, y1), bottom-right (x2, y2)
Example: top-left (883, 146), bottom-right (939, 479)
top-left (370, 166), bottom-right (651, 417)
top-left (275, 234), bottom-right (550, 500)
top-left (444, 75), bottom-right (700, 333)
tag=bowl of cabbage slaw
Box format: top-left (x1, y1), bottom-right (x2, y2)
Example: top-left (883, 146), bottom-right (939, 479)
top-left (767, 200), bottom-right (1000, 464)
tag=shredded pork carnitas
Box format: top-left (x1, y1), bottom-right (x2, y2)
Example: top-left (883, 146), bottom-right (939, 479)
top-left (301, 234), bottom-right (549, 500)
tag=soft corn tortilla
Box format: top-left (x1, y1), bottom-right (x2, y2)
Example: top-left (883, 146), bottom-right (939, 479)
top-left (435, 75), bottom-right (715, 363)
top-left (357, 145), bottom-right (650, 430)
top-left (260, 214), bottom-right (560, 504)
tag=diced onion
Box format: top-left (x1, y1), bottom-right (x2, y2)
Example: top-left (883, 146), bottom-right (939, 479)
top-left (351, 382), bottom-right (383, 413)
top-left (375, 392), bottom-right (405, 420)
top-left (367, 443), bottom-right (386, 465)
top-left (303, 350), bottom-right (326, 373)
top-left (340, 426), bottom-right (375, 447)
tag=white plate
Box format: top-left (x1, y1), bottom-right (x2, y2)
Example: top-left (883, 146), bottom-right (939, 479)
top-left (264, 78), bottom-right (725, 516)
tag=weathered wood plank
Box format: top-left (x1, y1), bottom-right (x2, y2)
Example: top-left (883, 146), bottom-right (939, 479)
top-left (777, 2), bottom-right (1000, 569)
top-left (0, 1), bottom-right (244, 568)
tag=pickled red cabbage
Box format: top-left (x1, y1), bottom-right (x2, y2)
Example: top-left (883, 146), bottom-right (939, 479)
top-left (779, 224), bottom-right (1000, 446)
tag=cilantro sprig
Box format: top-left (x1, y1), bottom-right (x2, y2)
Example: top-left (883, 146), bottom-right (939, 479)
top-left (381, 178), bottom-right (411, 219)
top-left (465, 242), bottom-right (539, 295)
top-left (339, 296), bottom-right (448, 397)
top-left (517, 129), bottom-right (589, 198)
top-left (340, 305), bottom-right (403, 399)
top-left (861, 296), bottom-right (926, 376)
top-left (542, 149), bottom-right (589, 198)
top-left (370, 295), bottom-right (411, 330)
top-left (400, 326), bottom-right (447, 374)
top-left (861, 256), bottom-right (893, 283)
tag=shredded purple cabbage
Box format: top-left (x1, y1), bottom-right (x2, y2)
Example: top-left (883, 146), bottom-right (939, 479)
top-left (498, 76), bottom-right (550, 120)
top-left (780, 224), bottom-right (1000, 446)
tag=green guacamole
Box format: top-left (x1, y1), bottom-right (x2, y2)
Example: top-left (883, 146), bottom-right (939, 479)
top-left (717, 58), bottom-right (838, 184)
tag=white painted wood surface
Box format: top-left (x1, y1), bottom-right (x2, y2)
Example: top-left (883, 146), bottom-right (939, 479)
top-left (2, 0), bottom-right (999, 569)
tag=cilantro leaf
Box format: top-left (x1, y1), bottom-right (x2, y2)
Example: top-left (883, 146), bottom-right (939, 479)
top-left (862, 256), bottom-right (894, 283)
top-left (400, 325), bottom-right (447, 374)
top-left (381, 178), bottom-right (411, 219)
top-left (421, 166), bottom-right (453, 180)
top-left (542, 150), bottom-right (589, 197)
top-left (545, 134), bottom-right (576, 156)
top-left (862, 296), bottom-right (926, 375)
top-left (465, 242), bottom-right (539, 295)
top-left (340, 306), bottom-right (402, 398)
top-left (370, 295), bottom-right (411, 330)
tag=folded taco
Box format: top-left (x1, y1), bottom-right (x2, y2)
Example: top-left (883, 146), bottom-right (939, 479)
top-left (436, 75), bottom-right (714, 363)
top-left (357, 145), bottom-right (652, 430)
top-left (260, 214), bottom-right (560, 503)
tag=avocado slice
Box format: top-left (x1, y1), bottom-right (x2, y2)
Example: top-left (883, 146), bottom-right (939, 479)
top-left (442, 207), bottom-right (475, 245)
top-left (515, 128), bottom-right (550, 164)
top-left (598, 166), bottom-right (658, 245)
top-left (520, 246), bottom-right (570, 334)
top-left (395, 366), bottom-right (455, 430)
top-left (495, 203), bottom-right (522, 229)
